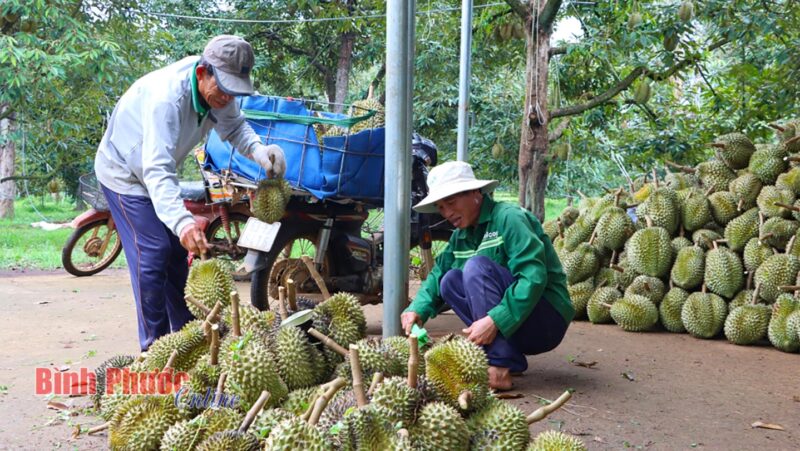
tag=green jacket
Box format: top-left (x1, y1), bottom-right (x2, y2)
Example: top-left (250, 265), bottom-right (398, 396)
top-left (405, 195), bottom-right (574, 337)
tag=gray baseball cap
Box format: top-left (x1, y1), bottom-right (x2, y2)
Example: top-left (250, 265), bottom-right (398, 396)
top-left (202, 35), bottom-right (255, 96)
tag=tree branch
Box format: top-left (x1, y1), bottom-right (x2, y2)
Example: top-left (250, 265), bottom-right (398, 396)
top-left (472, 7), bottom-right (512, 34)
top-left (551, 38), bottom-right (729, 119)
top-left (539, 0), bottom-right (564, 31)
top-left (504, 0), bottom-right (530, 21)
top-left (549, 46), bottom-right (567, 58)
top-left (248, 29), bottom-right (331, 77)
top-left (548, 117), bottom-right (571, 142)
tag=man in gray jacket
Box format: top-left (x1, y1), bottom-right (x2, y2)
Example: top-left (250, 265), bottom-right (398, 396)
top-left (95, 35), bottom-right (285, 351)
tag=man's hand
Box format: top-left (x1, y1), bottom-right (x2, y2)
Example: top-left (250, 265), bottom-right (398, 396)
top-left (463, 315), bottom-right (498, 346)
top-left (253, 144), bottom-right (286, 178)
top-left (401, 311), bottom-right (422, 336)
top-left (179, 222), bottom-right (209, 256)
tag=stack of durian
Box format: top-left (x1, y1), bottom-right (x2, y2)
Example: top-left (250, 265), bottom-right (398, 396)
top-left (89, 258), bottom-right (585, 450)
top-left (545, 120), bottom-right (800, 353)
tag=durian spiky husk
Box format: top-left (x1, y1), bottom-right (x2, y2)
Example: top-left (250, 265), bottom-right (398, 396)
top-left (527, 430), bottom-right (587, 451)
top-left (109, 395), bottom-right (183, 451)
top-left (263, 417), bottom-right (328, 451)
top-left (185, 258), bottom-right (235, 318)
top-left (466, 397), bottom-right (530, 451)
top-left (425, 335), bottom-right (490, 414)
top-left (252, 178), bottom-right (291, 224)
top-left (196, 430), bottom-right (260, 451)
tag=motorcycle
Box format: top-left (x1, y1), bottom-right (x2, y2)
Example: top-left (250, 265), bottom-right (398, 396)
top-left (61, 173), bottom-right (252, 278)
top-left (246, 133), bottom-right (453, 310)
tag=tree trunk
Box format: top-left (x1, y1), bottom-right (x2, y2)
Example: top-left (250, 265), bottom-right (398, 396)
top-left (0, 103), bottom-right (15, 219)
top-left (518, 6), bottom-right (551, 221)
top-left (332, 31), bottom-right (355, 113)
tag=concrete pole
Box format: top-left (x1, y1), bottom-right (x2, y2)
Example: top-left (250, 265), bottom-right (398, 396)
top-left (456, 0), bottom-right (474, 162)
top-left (383, 0), bottom-right (415, 337)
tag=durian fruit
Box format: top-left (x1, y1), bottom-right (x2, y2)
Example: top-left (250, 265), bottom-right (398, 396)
top-left (370, 376), bottom-right (420, 427)
top-left (466, 396), bottom-right (530, 451)
top-left (335, 337), bottom-right (407, 382)
top-left (671, 246), bottom-right (705, 290)
top-left (743, 237), bottom-right (775, 272)
top-left (671, 236), bottom-right (692, 254)
top-left (659, 286), bottom-right (689, 333)
top-left (665, 170), bottom-right (698, 190)
top-left (587, 287), bottom-right (622, 324)
top-left (528, 430), bottom-right (587, 451)
top-left (109, 395), bottom-right (183, 451)
top-left (280, 386), bottom-right (322, 415)
top-left (610, 294), bottom-right (659, 332)
top-left (612, 255), bottom-right (640, 290)
top-left (252, 408), bottom-right (295, 441)
top-left (704, 244), bottom-right (744, 298)
top-left (595, 206), bottom-right (635, 250)
top-left (251, 178), bottom-right (291, 224)
top-left (771, 120), bottom-right (800, 153)
top-left (697, 160), bottom-right (736, 193)
top-left (382, 335), bottom-right (428, 376)
top-left (567, 279), bottom-right (594, 320)
top-left (586, 194), bottom-right (619, 222)
top-left (313, 292), bottom-right (368, 368)
top-left (263, 417), bottom-right (327, 451)
top-left (757, 185), bottom-right (795, 219)
top-left (316, 389), bottom-right (358, 442)
top-left (562, 242), bottom-right (599, 284)
top-left (710, 132), bottom-right (756, 170)
top-left (349, 97), bottom-right (385, 134)
top-left (724, 285), bottom-right (771, 345)
top-left (693, 229), bottom-right (724, 250)
top-left (728, 173), bottom-right (762, 211)
top-left (708, 191), bottom-right (739, 226)
top-left (139, 319), bottom-right (208, 372)
top-left (197, 430), bottom-right (260, 451)
top-left (625, 217), bottom-right (673, 278)
top-left (542, 220), bottom-right (560, 241)
top-left (92, 355), bottom-right (135, 410)
top-left (749, 146), bottom-right (788, 184)
top-left (724, 208), bottom-right (760, 252)
top-left (229, 304), bottom-right (279, 342)
top-left (184, 355), bottom-right (223, 403)
top-left (636, 186), bottom-right (679, 235)
top-left (753, 251), bottom-right (800, 303)
top-left (563, 216), bottom-right (596, 252)
top-left (274, 325), bottom-right (327, 390)
top-left (776, 167), bottom-right (800, 195)
top-left (678, 188), bottom-right (711, 231)
top-left (411, 402), bottom-right (470, 451)
top-left (681, 287), bottom-right (728, 339)
top-left (559, 206), bottom-right (580, 227)
top-left (185, 258), bottom-right (235, 318)
top-left (767, 294), bottom-right (800, 352)
top-left (760, 217), bottom-right (799, 250)
top-left (425, 335), bottom-right (490, 414)
top-left (624, 275), bottom-right (665, 305)
top-left (224, 337), bottom-right (288, 411)
top-left (337, 405), bottom-right (402, 451)
top-left (786, 310), bottom-right (800, 346)
top-left (160, 407), bottom-right (243, 451)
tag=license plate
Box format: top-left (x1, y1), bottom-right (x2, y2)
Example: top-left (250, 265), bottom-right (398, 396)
top-left (236, 217), bottom-right (282, 253)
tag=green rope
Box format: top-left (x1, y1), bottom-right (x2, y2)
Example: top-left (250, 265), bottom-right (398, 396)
top-left (241, 109), bottom-right (376, 127)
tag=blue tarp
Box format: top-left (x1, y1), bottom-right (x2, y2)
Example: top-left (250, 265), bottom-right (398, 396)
top-left (204, 96), bottom-right (385, 200)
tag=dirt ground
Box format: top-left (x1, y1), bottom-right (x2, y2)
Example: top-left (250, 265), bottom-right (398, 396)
top-left (0, 269), bottom-right (798, 450)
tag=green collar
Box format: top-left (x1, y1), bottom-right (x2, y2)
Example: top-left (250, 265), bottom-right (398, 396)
top-left (477, 193), bottom-right (495, 224)
top-left (190, 62), bottom-right (209, 124)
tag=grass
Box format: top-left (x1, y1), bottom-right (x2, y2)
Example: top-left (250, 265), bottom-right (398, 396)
top-left (0, 191), bottom-right (569, 270)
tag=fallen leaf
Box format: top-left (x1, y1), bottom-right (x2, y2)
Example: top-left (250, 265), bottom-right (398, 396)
top-left (72, 425), bottom-right (81, 439)
top-left (47, 401), bottom-right (70, 411)
top-left (622, 372), bottom-right (635, 381)
top-left (496, 392), bottom-right (525, 399)
top-left (36, 301), bottom-right (50, 305)
top-left (572, 360), bottom-right (598, 369)
top-left (751, 421), bottom-right (785, 431)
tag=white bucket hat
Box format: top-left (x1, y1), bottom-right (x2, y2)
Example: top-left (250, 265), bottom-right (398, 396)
top-left (413, 161), bottom-right (499, 213)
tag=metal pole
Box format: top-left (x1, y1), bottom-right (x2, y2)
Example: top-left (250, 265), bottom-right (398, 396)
top-left (384, 0), bottom-right (415, 337)
top-left (456, 0), bottom-right (474, 162)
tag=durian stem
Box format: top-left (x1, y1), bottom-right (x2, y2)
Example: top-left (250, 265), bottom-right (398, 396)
top-left (664, 160), bottom-right (695, 174)
top-left (708, 142), bottom-right (726, 149)
top-left (205, 301), bottom-right (223, 327)
top-left (746, 271), bottom-right (753, 290)
top-left (230, 291), bottom-right (241, 337)
top-left (785, 135), bottom-right (800, 146)
top-left (407, 334), bottom-right (420, 389)
top-left (239, 390), bottom-right (271, 433)
top-left (610, 250), bottom-right (618, 265)
top-left (769, 122), bottom-right (786, 132)
top-left (628, 180), bottom-right (635, 196)
top-left (287, 278), bottom-right (297, 311)
top-left (778, 285), bottom-right (800, 291)
top-left (349, 345), bottom-right (368, 408)
top-left (600, 302), bottom-right (613, 309)
top-left (588, 230), bottom-right (597, 246)
top-left (301, 256), bottom-right (331, 299)
top-left (458, 390), bottom-right (473, 411)
top-left (164, 350), bottom-right (179, 371)
top-left (614, 187), bottom-right (622, 207)
top-left (301, 398), bottom-right (316, 422)
top-left (652, 168), bottom-right (659, 188)
top-left (214, 373), bottom-right (227, 406)
top-left (610, 264), bottom-right (624, 273)
top-left (644, 215), bottom-right (653, 228)
top-left (185, 294), bottom-right (210, 316)
top-left (774, 202), bottom-right (800, 212)
top-left (278, 286), bottom-right (288, 320)
top-left (577, 190), bottom-right (587, 200)
top-left (308, 328), bottom-right (349, 356)
top-left (210, 324), bottom-right (220, 366)
top-left (308, 377), bottom-right (347, 425)
top-left (752, 283), bottom-right (762, 305)
top-left (87, 421), bottom-right (110, 435)
top-left (397, 428), bottom-right (409, 439)
top-left (367, 372), bottom-right (384, 397)
top-left (737, 198), bottom-right (744, 211)
top-left (788, 236), bottom-right (797, 254)
top-left (759, 232), bottom-right (775, 241)
top-left (704, 186), bottom-right (715, 197)
top-left (702, 284), bottom-right (707, 294)
top-left (526, 390), bottom-right (573, 424)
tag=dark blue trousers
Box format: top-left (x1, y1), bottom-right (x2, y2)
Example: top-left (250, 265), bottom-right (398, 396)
top-left (102, 185), bottom-right (194, 351)
top-left (440, 256), bottom-right (569, 373)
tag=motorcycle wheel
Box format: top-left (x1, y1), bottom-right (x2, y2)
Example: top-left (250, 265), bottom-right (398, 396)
top-left (61, 219), bottom-right (122, 277)
top-left (250, 226), bottom-right (326, 310)
top-left (205, 213), bottom-right (250, 281)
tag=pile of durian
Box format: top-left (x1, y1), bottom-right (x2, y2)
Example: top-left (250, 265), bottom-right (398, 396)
top-left (89, 258), bottom-right (585, 450)
top-left (544, 121), bottom-right (800, 352)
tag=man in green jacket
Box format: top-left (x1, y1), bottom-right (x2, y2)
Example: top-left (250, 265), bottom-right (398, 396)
top-left (401, 161), bottom-right (574, 390)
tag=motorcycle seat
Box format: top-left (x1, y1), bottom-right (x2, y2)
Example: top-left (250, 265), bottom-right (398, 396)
top-left (179, 181), bottom-right (207, 202)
